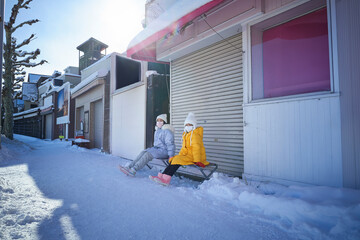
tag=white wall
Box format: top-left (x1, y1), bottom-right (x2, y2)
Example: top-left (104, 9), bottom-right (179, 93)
top-left (243, 95), bottom-right (343, 187)
top-left (111, 84), bottom-right (146, 160)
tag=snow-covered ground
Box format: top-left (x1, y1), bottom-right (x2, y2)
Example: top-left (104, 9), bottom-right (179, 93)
top-left (0, 135), bottom-right (359, 240)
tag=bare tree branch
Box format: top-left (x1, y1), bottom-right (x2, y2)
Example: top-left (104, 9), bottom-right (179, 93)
top-left (25, 59), bottom-right (48, 67)
top-left (14, 77), bottom-right (24, 85)
top-left (2, 0), bottom-right (46, 139)
top-left (8, 0), bottom-right (25, 27)
top-left (15, 34), bottom-right (35, 49)
top-left (14, 48), bottom-right (40, 65)
top-left (15, 49), bottom-right (38, 57)
top-left (21, 0), bottom-right (34, 9)
top-left (13, 19), bottom-right (39, 32)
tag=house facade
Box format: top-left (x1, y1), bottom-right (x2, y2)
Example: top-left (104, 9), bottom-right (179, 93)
top-left (127, 0), bottom-right (360, 188)
top-left (14, 70), bottom-right (80, 140)
top-left (71, 49), bottom-right (169, 160)
top-left (71, 53), bottom-right (112, 151)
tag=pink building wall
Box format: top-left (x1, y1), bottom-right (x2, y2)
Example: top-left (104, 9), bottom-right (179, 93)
top-left (156, 0), bottom-right (298, 61)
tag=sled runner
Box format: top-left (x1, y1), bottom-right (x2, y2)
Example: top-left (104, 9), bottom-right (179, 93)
top-left (148, 159), bottom-right (218, 180)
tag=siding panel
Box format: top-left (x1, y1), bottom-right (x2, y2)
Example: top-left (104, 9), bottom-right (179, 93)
top-left (336, 0), bottom-right (360, 189)
top-left (244, 96), bottom-right (342, 187)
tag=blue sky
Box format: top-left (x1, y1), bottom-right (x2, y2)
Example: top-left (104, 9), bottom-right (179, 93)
top-left (5, 0), bottom-right (146, 77)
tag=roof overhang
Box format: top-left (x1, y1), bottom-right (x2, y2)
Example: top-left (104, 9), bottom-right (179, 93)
top-left (71, 78), bottom-right (105, 99)
top-left (126, 0), bottom-right (224, 63)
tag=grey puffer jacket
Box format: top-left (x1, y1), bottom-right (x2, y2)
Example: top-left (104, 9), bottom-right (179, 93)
top-left (145, 124), bottom-right (175, 159)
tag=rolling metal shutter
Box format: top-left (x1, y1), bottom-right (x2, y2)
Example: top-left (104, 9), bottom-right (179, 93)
top-left (171, 34), bottom-right (243, 176)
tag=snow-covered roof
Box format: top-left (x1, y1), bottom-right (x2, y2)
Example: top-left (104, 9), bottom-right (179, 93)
top-left (64, 73), bottom-right (81, 77)
top-left (39, 78), bottom-right (52, 86)
top-left (127, 0), bottom-right (224, 61)
top-left (40, 104), bottom-right (54, 111)
top-left (38, 80), bottom-right (62, 99)
top-left (13, 107), bottom-right (40, 117)
top-left (71, 68), bottom-right (109, 95)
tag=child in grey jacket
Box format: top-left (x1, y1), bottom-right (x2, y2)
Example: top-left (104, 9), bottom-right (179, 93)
top-left (119, 114), bottom-right (175, 176)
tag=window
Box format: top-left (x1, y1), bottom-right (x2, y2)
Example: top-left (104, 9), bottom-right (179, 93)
top-left (251, 2), bottom-right (330, 100)
top-left (115, 56), bottom-right (141, 90)
top-left (76, 107), bottom-right (84, 131)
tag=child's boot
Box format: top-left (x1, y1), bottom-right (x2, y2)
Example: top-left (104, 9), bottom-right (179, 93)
top-left (153, 174), bottom-right (172, 186)
top-left (119, 165), bottom-right (136, 177)
top-left (149, 173), bottom-right (163, 182)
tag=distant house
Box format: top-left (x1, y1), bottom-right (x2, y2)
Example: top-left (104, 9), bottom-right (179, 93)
top-left (127, 0), bottom-right (360, 189)
top-left (14, 68), bottom-right (81, 140)
top-left (21, 73), bottom-right (51, 111)
top-left (28, 73), bottom-right (52, 84)
top-left (32, 67), bottom-right (81, 140)
top-left (71, 47), bottom-right (169, 157)
top-left (58, 66), bottom-right (81, 88)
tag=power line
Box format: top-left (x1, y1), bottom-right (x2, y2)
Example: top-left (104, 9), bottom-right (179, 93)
top-left (201, 14), bottom-right (244, 54)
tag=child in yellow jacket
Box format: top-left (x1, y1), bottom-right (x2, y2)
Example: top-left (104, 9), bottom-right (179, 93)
top-left (149, 112), bottom-right (209, 186)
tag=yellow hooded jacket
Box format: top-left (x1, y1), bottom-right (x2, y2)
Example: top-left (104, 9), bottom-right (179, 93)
top-left (170, 127), bottom-right (209, 166)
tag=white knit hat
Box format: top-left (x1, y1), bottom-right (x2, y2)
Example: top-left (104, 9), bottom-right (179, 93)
top-left (184, 112), bottom-right (197, 128)
top-left (156, 113), bottom-right (167, 123)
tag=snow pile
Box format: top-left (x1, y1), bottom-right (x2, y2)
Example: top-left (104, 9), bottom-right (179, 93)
top-left (0, 165), bottom-right (62, 239)
top-left (195, 173), bottom-right (360, 240)
top-left (73, 138), bottom-right (90, 143)
top-left (0, 135), bottom-right (359, 240)
top-left (0, 136), bottom-right (32, 162)
top-left (146, 70), bottom-right (159, 77)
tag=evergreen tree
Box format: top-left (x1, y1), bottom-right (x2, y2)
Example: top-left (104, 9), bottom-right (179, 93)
top-left (2, 0), bottom-right (47, 139)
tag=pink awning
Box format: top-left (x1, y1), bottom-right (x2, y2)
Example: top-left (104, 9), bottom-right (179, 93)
top-left (126, 0), bottom-right (224, 63)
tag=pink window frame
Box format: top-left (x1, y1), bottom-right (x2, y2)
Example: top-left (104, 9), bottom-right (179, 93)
top-left (251, 4), bottom-right (331, 100)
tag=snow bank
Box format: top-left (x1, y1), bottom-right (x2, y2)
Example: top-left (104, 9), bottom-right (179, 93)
top-left (0, 136), bottom-right (32, 163)
top-left (195, 173), bottom-right (360, 240)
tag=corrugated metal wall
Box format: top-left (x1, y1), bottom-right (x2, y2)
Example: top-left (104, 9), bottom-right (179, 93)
top-left (243, 96), bottom-right (342, 187)
top-left (171, 34), bottom-right (243, 176)
top-left (336, 0), bottom-right (360, 189)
